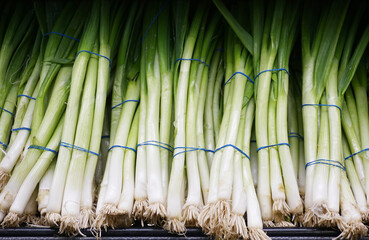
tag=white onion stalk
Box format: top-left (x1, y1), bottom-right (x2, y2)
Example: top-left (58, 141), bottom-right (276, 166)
top-left (344, 87), bottom-right (360, 145)
top-left (352, 75), bottom-right (369, 206)
top-left (337, 170), bottom-right (367, 239)
top-left (342, 135), bottom-right (369, 221)
top-left (116, 109), bottom-right (139, 226)
top-left (212, 60), bottom-right (224, 142)
top-left (341, 102), bottom-right (365, 189)
top-left (198, 90), bottom-right (231, 236)
top-left (268, 83), bottom-right (292, 226)
top-left (287, 93), bottom-right (299, 175)
top-left (204, 48), bottom-right (222, 167)
top-left (241, 98), bottom-right (270, 240)
top-left (2, 189), bottom-right (39, 227)
top-left (228, 106), bottom-right (248, 239)
top-left (38, 161), bottom-right (56, 219)
top-left (310, 95), bottom-right (331, 226)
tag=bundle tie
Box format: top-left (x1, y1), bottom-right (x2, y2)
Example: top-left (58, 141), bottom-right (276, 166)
top-left (0, 107), bottom-right (15, 117)
top-left (28, 145), bottom-right (58, 155)
top-left (224, 72), bottom-right (254, 86)
top-left (141, 0), bottom-right (169, 44)
top-left (254, 68), bottom-right (289, 80)
top-left (12, 127), bottom-right (31, 132)
top-left (172, 144), bottom-right (251, 160)
top-left (17, 94), bottom-right (36, 100)
top-left (288, 132), bottom-right (304, 140)
top-left (76, 50), bottom-right (112, 67)
top-left (305, 159), bottom-right (345, 171)
top-left (101, 135), bottom-right (110, 139)
top-left (214, 144), bottom-right (250, 160)
top-left (301, 103), bottom-right (342, 114)
top-left (345, 148), bottom-right (369, 160)
top-left (257, 143), bottom-right (290, 152)
top-left (137, 140), bottom-right (173, 152)
top-left (0, 141), bottom-right (7, 149)
top-left (111, 99), bottom-right (140, 110)
top-left (60, 141), bottom-right (99, 157)
top-left (108, 145), bottom-right (136, 153)
top-left (175, 58), bottom-right (210, 68)
top-left (43, 32), bottom-right (80, 42)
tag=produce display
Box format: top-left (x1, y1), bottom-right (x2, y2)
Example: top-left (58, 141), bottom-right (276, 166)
top-left (0, 0), bottom-right (368, 239)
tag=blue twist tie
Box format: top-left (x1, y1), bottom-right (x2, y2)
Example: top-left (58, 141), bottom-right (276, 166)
top-left (345, 148), bottom-right (369, 160)
top-left (141, 0), bottom-right (169, 44)
top-left (43, 32), bottom-right (80, 42)
top-left (60, 141), bottom-right (99, 157)
top-left (76, 50), bottom-right (112, 67)
top-left (108, 145), bottom-right (136, 153)
top-left (302, 103), bottom-right (342, 113)
top-left (0, 107), bottom-right (15, 117)
top-left (224, 72), bottom-right (254, 86)
top-left (257, 143), bottom-right (290, 152)
top-left (173, 147), bottom-right (214, 158)
top-left (137, 140), bottom-right (173, 152)
top-left (28, 145), bottom-right (58, 155)
top-left (0, 141), bottom-right (7, 149)
top-left (214, 144), bottom-right (250, 160)
top-left (12, 127), bottom-right (31, 132)
top-left (111, 99), bottom-right (140, 110)
top-left (288, 132), bottom-right (304, 140)
top-left (175, 58), bottom-right (210, 68)
top-left (101, 135), bottom-right (110, 139)
top-left (254, 68), bottom-right (289, 80)
top-left (305, 159), bottom-right (346, 171)
top-left (17, 94), bottom-right (36, 100)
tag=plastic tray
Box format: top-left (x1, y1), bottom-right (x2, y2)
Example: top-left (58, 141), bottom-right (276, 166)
top-left (0, 227), bottom-right (368, 240)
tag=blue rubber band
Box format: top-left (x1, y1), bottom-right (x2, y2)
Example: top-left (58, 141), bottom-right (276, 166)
top-left (137, 140), bottom-right (173, 152)
top-left (288, 132), bottom-right (304, 140)
top-left (214, 144), bottom-right (250, 160)
top-left (108, 145), bottom-right (136, 153)
top-left (173, 146), bottom-right (214, 158)
top-left (257, 143), bottom-right (290, 152)
top-left (12, 127), bottom-right (31, 132)
top-left (251, 140), bottom-right (257, 143)
top-left (76, 50), bottom-right (112, 67)
top-left (60, 141), bottom-right (99, 157)
top-left (28, 145), bottom-right (58, 155)
top-left (17, 94), bottom-right (36, 100)
top-left (141, 0), bottom-right (169, 44)
top-left (175, 58), bottom-right (210, 68)
top-left (43, 31), bottom-right (80, 42)
top-left (254, 68), bottom-right (289, 80)
top-left (301, 103), bottom-right (342, 113)
top-left (0, 107), bottom-right (15, 117)
top-left (224, 72), bottom-right (254, 86)
top-left (215, 48), bottom-right (224, 51)
top-left (0, 141), bottom-right (7, 149)
top-left (101, 135), bottom-right (110, 139)
top-left (345, 148), bottom-right (369, 160)
top-left (305, 159), bottom-right (346, 171)
top-left (111, 99), bottom-right (140, 110)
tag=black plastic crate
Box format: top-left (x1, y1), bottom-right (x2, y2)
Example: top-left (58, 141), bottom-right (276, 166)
top-left (0, 227), bottom-right (368, 240)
